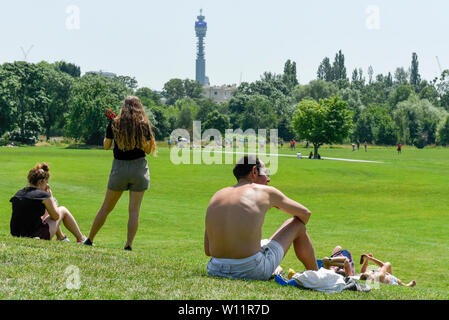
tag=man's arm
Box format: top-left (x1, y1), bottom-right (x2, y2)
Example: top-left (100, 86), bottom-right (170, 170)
top-left (268, 187), bottom-right (311, 224)
top-left (204, 229), bottom-right (210, 256)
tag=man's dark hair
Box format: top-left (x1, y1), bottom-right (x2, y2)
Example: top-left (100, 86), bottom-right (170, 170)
top-left (233, 155), bottom-right (261, 181)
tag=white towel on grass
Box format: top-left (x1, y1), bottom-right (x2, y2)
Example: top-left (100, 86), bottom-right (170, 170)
top-left (292, 268), bottom-right (346, 293)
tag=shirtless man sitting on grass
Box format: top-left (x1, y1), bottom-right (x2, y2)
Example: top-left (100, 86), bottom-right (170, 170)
top-left (204, 155), bottom-right (318, 281)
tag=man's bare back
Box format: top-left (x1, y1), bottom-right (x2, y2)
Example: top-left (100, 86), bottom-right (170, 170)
top-left (204, 156), bottom-right (318, 279)
top-left (205, 183), bottom-right (273, 259)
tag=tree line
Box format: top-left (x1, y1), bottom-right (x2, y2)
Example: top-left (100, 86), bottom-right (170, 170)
top-left (1, 52), bottom-right (449, 148)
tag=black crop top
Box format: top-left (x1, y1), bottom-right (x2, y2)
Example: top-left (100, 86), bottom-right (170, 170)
top-left (106, 121), bottom-right (152, 160)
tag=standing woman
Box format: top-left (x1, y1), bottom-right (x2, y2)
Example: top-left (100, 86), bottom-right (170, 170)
top-left (84, 96), bottom-right (156, 250)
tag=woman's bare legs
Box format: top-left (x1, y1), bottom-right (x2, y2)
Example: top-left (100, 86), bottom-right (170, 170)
top-left (46, 206), bottom-right (84, 241)
top-left (332, 246), bottom-right (343, 256)
top-left (322, 256), bottom-right (354, 276)
top-left (125, 191), bottom-right (146, 249)
top-left (398, 279), bottom-right (417, 287)
top-left (43, 210), bottom-right (66, 240)
top-left (87, 189), bottom-right (123, 242)
top-left (56, 227), bottom-right (66, 240)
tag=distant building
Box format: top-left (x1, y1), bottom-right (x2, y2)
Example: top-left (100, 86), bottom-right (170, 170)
top-left (193, 10), bottom-right (236, 103)
top-left (195, 9), bottom-right (208, 86)
top-left (85, 70), bottom-right (117, 78)
top-left (203, 84), bottom-right (237, 103)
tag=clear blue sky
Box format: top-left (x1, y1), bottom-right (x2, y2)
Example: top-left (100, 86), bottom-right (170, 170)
top-left (1, 0), bottom-right (448, 90)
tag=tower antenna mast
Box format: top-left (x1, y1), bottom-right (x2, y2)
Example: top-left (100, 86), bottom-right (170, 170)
top-left (195, 9), bottom-right (208, 86)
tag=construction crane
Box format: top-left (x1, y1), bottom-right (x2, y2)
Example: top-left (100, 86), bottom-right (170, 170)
top-left (436, 56), bottom-right (443, 75)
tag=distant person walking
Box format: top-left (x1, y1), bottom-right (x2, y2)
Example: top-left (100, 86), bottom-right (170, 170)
top-left (397, 143), bottom-right (402, 154)
top-left (357, 140), bottom-right (360, 150)
top-left (364, 141), bottom-right (367, 152)
top-left (84, 96), bottom-right (157, 250)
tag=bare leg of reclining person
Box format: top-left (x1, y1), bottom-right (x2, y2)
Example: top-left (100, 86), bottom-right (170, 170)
top-left (322, 256), bottom-right (353, 276)
top-left (322, 245), bottom-right (354, 276)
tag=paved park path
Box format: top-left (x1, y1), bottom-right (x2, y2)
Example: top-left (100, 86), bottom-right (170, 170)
top-left (196, 149), bottom-right (385, 164)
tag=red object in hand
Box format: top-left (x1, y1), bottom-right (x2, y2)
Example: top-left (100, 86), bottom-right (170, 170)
top-left (106, 109), bottom-right (116, 120)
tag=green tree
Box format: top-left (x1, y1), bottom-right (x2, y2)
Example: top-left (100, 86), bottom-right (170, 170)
top-left (227, 92), bottom-right (249, 129)
top-left (293, 96), bottom-right (352, 158)
top-left (436, 70), bottom-right (449, 111)
top-left (239, 95), bottom-right (277, 131)
top-left (176, 98), bottom-right (198, 130)
top-left (394, 67), bottom-right (409, 85)
top-left (292, 80), bottom-right (338, 103)
top-left (389, 84), bottom-right (414, 108)
top-left (282, 59), bottom-right (298, 90)
top-left (65, 74), bottom-right (131, 145)
top-left (162, 78), bottom-right (185, 105)
top-left (203, 110), bottom-right (230, 135)
top-left (393, 96), bottom-right (447, 146)
top-left (196, 98), bottom-right (218, 123)
top-left (354, 106), bottom-right (397, 145)
top-left (136, 87), bottom-right (161, 106)
top-left (368, 66), bottom-right (374, 84)
top-left (165, 105), bottom-right (179, 133)
top-left (338, 87), bottom-right (364, 123)
top-left (418, 81), bottom-right (439, 107)
top-left (183, 79), bottom-right (204, 99)
top-left (410, 52), bottom-right (421, 90)
top-left (38, 62), bottom-right (74, 140)
top-left (317, 57), bottom-right (333, 81)
top-left (437, 115), bottom-right (449, 145)
top-left (353, 109), bottom-right (373, 143)
top-left (277, 115), bottom-right (296, 141)
top-left (117, 75), bottom-right (138, 90)
top-left (0, 62), bottom-right (46, 144)
top-left (54, 61), bottom-right (81, 77)
top-left (148, 105), bottom-right (170, 140)
top-left (332, 50), bottom-right (347, 81)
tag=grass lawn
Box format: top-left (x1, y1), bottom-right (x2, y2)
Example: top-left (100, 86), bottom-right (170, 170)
top-left (0, 144), bottom-right (448, 300)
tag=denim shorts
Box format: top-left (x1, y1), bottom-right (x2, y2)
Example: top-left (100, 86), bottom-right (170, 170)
top-left (207, 239), bottom-right (284, 281)
top-left (107, 157), bottom-right (150, 192)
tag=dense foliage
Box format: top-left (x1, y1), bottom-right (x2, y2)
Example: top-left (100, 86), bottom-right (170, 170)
top-left (0, 51), bottom-right (448, 147)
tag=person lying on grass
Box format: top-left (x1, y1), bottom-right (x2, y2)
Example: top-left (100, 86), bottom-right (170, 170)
top-left (321, 245), bottom-right (355, 277)
top-left (359, 253), bottom-right (416, 287)
top-left (9, 163), bottom-right (86, 243)
top-left (204, 155), bottom-right (318, 281)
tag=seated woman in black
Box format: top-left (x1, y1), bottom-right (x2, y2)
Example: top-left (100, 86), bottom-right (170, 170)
top-left (10, 163), bottom-right (86, 242)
